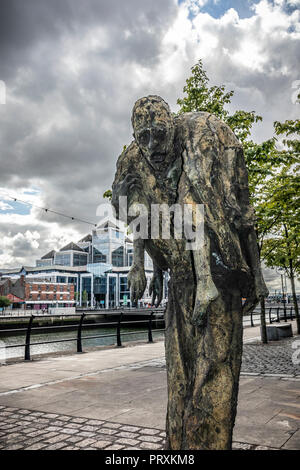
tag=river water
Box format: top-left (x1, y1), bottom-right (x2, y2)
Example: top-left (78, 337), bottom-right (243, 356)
top-left (0, 324), bottom-right (164, 360)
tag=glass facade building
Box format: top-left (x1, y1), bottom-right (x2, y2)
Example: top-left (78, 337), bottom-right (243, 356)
top-left (28, 219), bottom-right (165, 309)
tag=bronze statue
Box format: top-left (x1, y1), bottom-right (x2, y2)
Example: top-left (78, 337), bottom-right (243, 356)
top-left (112, 95), bottom-right (268, 450)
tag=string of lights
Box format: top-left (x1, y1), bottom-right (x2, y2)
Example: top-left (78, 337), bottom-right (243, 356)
top-left (0, 191), bottom-right (98, 227)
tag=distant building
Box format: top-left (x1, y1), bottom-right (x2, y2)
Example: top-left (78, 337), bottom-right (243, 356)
top-left (1, 220), bottom-right (168, 309)
top-left (0, 276), bottom-right (26, 308)
top-left (25, 279), bottom-right (75, 310)
top-left (0, 275), bottom-right (75, 310)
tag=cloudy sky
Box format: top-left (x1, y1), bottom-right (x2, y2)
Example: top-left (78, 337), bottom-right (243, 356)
top-left (0, 0), bottom-right (299, 292)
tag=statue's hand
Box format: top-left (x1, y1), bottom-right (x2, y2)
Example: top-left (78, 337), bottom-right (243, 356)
top-left (127, 264), bottom-right (147, 305)
top-left (191, 278), bottom-right (219, 327)
top-left (149, 269), bottom-right (163, 307)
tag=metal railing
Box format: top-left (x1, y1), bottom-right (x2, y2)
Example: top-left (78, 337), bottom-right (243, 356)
top-left (249, 306), bottom-right (296, 327)
top-left (0, 308), bottom-right (165, 361)
top-left (0, 305), bottom-right (298, 361)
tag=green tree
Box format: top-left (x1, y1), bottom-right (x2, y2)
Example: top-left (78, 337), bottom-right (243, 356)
top-left (103, 189), bottom-right (112, 201)
top-left (0, 296), bottom-right (10, 308)
top-left (177, 59), bottom-right (262, 142)
top-left (177, 59), bottom-right (234, 120)
top-left (177, 59), bottom-right (299, 342)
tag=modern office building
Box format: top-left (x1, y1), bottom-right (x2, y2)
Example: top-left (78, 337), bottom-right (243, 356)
top-left (1, 220), bottom-right (167, 309)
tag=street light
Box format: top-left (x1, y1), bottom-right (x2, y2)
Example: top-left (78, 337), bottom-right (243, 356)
top-left (276, 267), bottom-right (287, 322)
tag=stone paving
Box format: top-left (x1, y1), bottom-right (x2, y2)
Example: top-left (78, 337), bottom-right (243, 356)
top-left (0, 405), bottom-right (282, 450)
top-left (241, 338), bottom-right (300, 376)
top-left (0, 329), bottom-right (299, 451)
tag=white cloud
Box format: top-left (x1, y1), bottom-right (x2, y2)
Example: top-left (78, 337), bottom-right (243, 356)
top-left (0, 0), bottom-right (299, 277)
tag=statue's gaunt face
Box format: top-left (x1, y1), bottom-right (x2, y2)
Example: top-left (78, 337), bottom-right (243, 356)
top-left (132, 98), bottom-right (175, 170)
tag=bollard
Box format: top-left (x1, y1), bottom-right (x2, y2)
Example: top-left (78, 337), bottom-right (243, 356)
top-left (148, 311), bottom-right (154, 343)
top-left (25, 315), bottom-right (34, 361)
top-left (117, 311), bottom-right (123, 347)
top-left (276, 307), bottom-right (280, 323)
top-left (77, 313), bottom-right (85, 353)
top-left (269, 307), bottom-right (272, 324)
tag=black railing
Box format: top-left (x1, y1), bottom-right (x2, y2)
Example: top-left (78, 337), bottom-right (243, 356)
top-left (249, 306), bottom-right (297, 327)
top-left (0, 308), bottom-right (165, 361)
top-left (0, 305), bottom-right (298, 361)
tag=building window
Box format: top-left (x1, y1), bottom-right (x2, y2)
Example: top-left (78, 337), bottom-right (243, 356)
top-left (55, 253), bottom-right (71, 266)
top-left (112, 246), bottom-right (124, 267)
top-left (73, 253), bottom-right (88, 266)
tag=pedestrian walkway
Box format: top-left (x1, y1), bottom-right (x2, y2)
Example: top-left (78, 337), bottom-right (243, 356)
top-left (0, 323), bottom-right (299, 450)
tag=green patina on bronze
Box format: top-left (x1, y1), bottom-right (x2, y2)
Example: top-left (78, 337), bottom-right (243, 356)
top-left (112, 95), bottom-right (268, 450)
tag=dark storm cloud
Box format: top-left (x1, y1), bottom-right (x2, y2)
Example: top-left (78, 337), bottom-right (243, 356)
top-left (0, 0), bottom-right (177, 80)
top-left (0, 0), bottom-right (178, 238)
top-left (0, 0), bottom-right (299, 270)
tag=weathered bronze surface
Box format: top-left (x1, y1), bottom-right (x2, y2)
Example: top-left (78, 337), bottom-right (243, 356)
top-left (112, 95), bottom-right (268, 450)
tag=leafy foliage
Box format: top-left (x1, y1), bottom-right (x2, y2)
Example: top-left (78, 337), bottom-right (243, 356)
top-left (0, 296), bottom-right (10, 308)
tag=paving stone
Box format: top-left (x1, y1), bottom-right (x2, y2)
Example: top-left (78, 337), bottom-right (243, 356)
top-left (79, 431), bottom-right (97, 437)
top-left (140, 442), bottom-right (162, 450)
top-left (92, 440), bottom-right (112, 449)
top-left (65, 423), bottom-right (82, 429)
top-left (45, 434), bottom-right (69, 444)
top-left (43, 414), bottom-right (59, 419)
top-left (66, 436), bottom-right (84, 443)
top-left (118, 438), bottom-right (139, 446)
top-left (81, 425), bottom-right (99, 432)
top-left (63, 428), bottom-right (79, 435)
top-left (88, 420), bottom-right (104, 425)
top-left (56, 416), bottom-right (72, 422)
top-left (76, 438), bottom-right (98, 448)
top-left (117, 431), bottom-right (139, 439)
top-left (71, 418), bottom-right (88, 424)
top-left (105, 444), bottom-right (125, 450)
top-left (254, 445), bottom-right (278, 450)
top-left (24, 442), bottom-right (48, 450)
top-left (232, 442), bottom-right (252, 450)
top-left (46, 426), bottom-right (62, 432)
top-left (102, 422), bottom-right (121, 429)
top-left (45, 442), bottom-right (68, 450)
top-left (138, 435), bottom-right (162, 443)
top-left (40, 432), bottom-right (60, 440)
top-left (25, 430), bottom-right (47, 438)
top-left (139, 428), bottom-right (161, 436)
top-left (98, 428), bottom-right (118, 436)
top-left (3, 443), bottom-right (24, 450)
top-left (120, 425), bottom-right (140, 432)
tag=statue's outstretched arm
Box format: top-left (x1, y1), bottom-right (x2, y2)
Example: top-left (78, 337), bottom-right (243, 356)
top-left (128, 238), bottom-right (147, 305)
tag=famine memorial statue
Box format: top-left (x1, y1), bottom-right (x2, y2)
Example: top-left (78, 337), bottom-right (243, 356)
top-left (111, 95), bottom-right (268, 450)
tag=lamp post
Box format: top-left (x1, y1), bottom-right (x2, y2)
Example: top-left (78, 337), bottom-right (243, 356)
top-left (277, 268), bottom-right (287, 322)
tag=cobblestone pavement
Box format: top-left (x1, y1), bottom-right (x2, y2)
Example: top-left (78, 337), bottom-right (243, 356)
top-left (114, 339), bottom-right (300, 378)
top-left (0, 406), bottom-right (280, 450)
top-left (241, 338), bottom-right (300, 376)
top-left (0, 338), bottom-right (299, 450)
